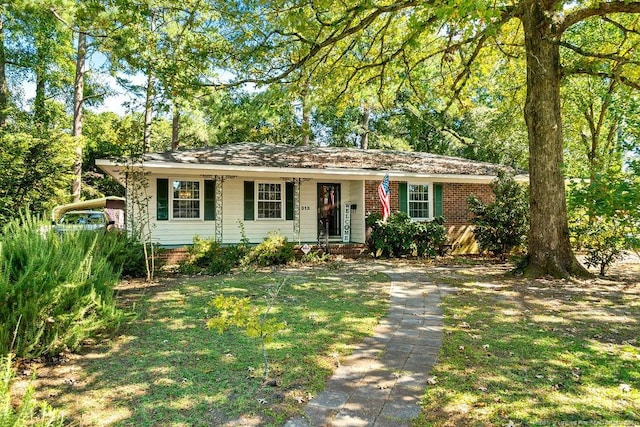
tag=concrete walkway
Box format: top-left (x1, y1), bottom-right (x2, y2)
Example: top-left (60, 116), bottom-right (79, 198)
top-left (285, 265), bottom-right (448, 427)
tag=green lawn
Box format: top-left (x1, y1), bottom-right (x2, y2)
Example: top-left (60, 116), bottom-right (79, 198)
top-left (32, 263), bottom-right (389, 427)
top-left (416, 263), bottom-right (640, 427)
top-left (21, 259), bottom-right (640, 427)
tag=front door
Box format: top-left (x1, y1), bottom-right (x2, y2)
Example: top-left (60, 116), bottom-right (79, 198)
top-left (318, 183), bottom-right (341, 238)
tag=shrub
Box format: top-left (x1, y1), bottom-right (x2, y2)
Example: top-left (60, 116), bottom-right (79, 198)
top-left (179, 236), bottom-right (246, 275)
top-left (367, 212), bottom-right (447, 258)
top-left (567, 166), bottom-right (640, 276)
top-left (300, 250), bottom-right (330, 264)
top-left (0, 214), bottom-right (125, 358)
top-left (413, 217), bottom-right (449, 257)
top-left (467, 172), bottom-right (529, 257)
top-left (98, 232), bottom-right (148, 278)
top-left (1, 354), bottom-right (65, 426)
top-left (209, 245), bottom-right (246, 275)
top-left (243, 232), bottom-right (295, 267)
top-left (578, 218), bottom-right (627, 276)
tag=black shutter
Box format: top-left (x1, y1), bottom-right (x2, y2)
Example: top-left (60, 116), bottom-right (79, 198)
top-left (286, 182), bottom-right (294, 220)
top-left (434, 183), bottom-right (443, 218)
top-left (398, 182), bottom-right (408, 214)
top-left (157, 178), bottom-right (169, 221)
top-left (204, 180), bottom-right (216, 220)
top-left (244, 181), bottom-right (255, 221)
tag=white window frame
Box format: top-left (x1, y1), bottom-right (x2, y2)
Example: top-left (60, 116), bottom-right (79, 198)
top-left (256, 182), bottom-right (283, 220)
top-left (407, 183), bottom-right (433, 221)
top-left (170, 179), bottom-right (202, 220)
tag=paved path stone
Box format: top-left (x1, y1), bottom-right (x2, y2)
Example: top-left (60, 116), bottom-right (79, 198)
top-left (284, 264), bottom-right (448, 427)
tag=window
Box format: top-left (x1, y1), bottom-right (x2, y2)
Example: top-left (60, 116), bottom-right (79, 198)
top-left (408, 184), bottom-right (430, 220)
top-left (172, 180), bottom-right (200, 219)
top-left (257, 183), bottom-right (282, 219)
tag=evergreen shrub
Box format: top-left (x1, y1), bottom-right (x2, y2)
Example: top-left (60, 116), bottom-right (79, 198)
top-left (243, 232), bottom-right (295, 267)
top-left (179, 236), bottom-right (246, 275)
top-left (367, 212), bottom-right (447, 257)
top-left (467, 172), bottom-right (529, 257)
top-left (98, 232), bottom-right (148, 278)
top-left (0, 214), bottom-right (125, 358)
top-left (567, 166), bottom-right (640, 275)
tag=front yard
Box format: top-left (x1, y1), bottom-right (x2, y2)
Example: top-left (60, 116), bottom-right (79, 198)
top-left (14, 257), bottom-right (640, 426)
top-left (15, 263), bottom-right (389, 426)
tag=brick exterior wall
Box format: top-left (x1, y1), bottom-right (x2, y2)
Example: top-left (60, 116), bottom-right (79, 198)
top-left (365, 180), bottom-right (400, 215)
top-left (364, 180), bottom-right (493, 226)
top-left (442, 182), bottom-right (493, 226)
top-left (365, 180), bottom-right (495, 254)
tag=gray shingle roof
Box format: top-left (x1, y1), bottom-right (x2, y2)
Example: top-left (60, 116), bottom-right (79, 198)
top-left (143, 143), bottom-right (507, 176)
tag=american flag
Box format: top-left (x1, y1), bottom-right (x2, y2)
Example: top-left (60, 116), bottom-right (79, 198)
top-left (378, 173), bottom-right (390, 222)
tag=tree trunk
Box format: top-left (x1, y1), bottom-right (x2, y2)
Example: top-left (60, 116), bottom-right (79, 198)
top-left (521, 1), bottom-right (588, 277)
top-left (71, 31), bottom-right (86, 202)
top-left (0, 14), bottom-right (7, 128)
top-left (300, 84), bottom-right (310, 146)
top-left (360, 103), bottom-right (370, 150)
top-left (143, 71), bottom-right (154, 152)
top-left (171, 101), bottom-right (179, 150)
top-left (34, 46), bottom-right (46, 126)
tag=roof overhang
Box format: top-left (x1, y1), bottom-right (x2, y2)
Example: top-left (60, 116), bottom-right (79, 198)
top-left (96, 159), bottom-right (526, 185)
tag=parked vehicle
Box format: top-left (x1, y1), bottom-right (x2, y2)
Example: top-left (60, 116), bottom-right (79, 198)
top-left (52, 210), bottom-right (114, 234)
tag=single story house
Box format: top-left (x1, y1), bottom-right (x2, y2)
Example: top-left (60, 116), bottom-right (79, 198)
top-left (96, 143), bottom-right (516, 253)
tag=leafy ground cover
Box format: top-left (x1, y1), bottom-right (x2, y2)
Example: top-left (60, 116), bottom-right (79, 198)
top-left (13, 262), bottom-right (389, 426)
top-left (417, 256), bottom-right (640, 426)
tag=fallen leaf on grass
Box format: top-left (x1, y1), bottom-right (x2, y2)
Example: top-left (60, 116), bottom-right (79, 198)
top-left (427, 376), bottom-right (438, 385)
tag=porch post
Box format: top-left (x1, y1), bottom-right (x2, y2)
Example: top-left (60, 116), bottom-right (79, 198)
top-left (215, 176), bottom-right (224, 243)
top-left (294, 178), bottom-right (301, 243)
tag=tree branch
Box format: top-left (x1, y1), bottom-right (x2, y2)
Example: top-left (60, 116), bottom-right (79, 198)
top-left (557, 2), bottom-right (640, 34)
top-left (559, 40), bottom-right (640, 65)
top-left (208, 0), bottom-right (420, 88)
top-left (566, 67), bottom-right (640, 90)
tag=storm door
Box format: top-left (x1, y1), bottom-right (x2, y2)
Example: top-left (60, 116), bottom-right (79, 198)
top-left (317, 183), bottom-right (341, 238)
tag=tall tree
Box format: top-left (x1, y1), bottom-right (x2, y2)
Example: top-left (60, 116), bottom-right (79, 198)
top-left (219, 0), bottom-right (640, 277)
top-left (0, 10), bottom-right (7, 129)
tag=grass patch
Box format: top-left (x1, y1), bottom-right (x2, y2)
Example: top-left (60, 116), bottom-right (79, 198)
top-left (416, 266), bottom-right (640, 426)
top-left (23, 262), bottom-right (388, 426)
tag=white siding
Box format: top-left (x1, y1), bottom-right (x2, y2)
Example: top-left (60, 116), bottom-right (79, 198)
top-left (141, 178), bottom-right (217, 246)
top-left (132, 174), bottom-right (369, 246)
top-left (348, 180), bottom-right (366, 243)
top-left (223, 179), bottom-right (294, 244)
top-left (298, 180), bottom-right (318, 243)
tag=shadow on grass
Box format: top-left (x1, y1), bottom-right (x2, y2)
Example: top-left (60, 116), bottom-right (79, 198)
top-left (35, 265), bottom-right (389, 427)
top-left (416, 266), bottom-right (640, 427)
